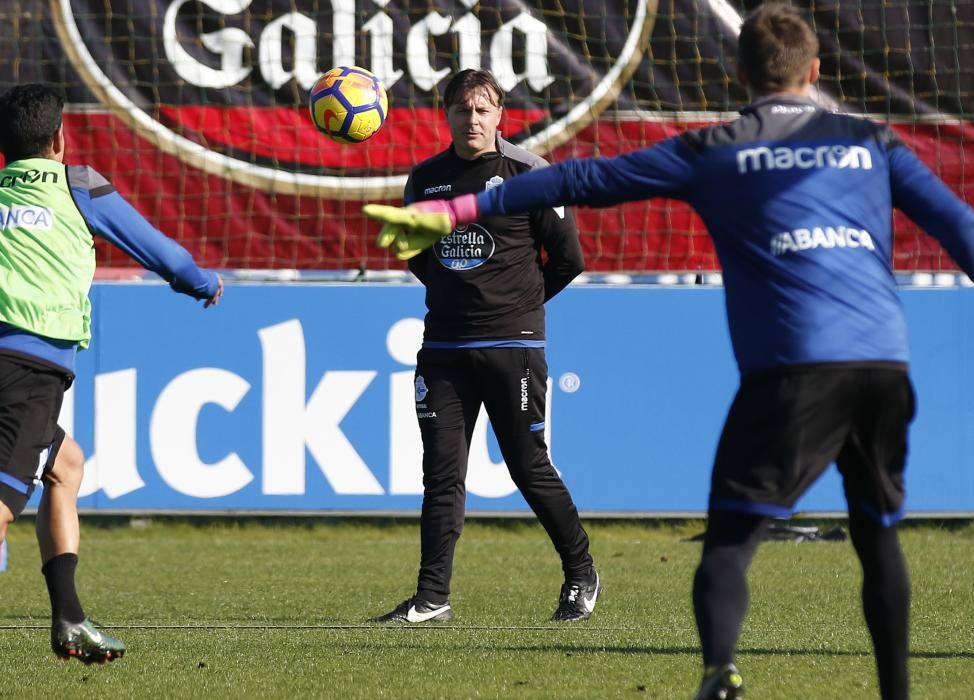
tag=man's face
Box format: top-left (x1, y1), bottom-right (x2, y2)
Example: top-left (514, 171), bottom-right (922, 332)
top-left (446, 86), bottom-right (503, 160)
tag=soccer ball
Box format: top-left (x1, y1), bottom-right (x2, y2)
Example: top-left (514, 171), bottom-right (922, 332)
top-left (308, 66), bottom-right (388, 144)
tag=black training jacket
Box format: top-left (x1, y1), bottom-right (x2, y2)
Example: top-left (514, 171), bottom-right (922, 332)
top-left (405, 134), bottom-right (583, 343)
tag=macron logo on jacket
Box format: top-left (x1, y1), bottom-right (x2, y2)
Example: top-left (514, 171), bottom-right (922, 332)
top-left (737, 144), bottom-right (873, 174)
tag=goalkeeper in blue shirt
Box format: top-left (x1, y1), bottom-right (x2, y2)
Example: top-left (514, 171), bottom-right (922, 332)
top-left (0, 83), bottom-right (222, 664)
top-left (364, 4), bottom-right (974, 698)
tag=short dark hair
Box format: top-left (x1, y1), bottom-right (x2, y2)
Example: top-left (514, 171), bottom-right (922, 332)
top-left (442, 69), bottom-right (505, 110)
top-left (0, 83), bottom-right (64, 162)
top-left (738, 3), bottom-right (819, 94)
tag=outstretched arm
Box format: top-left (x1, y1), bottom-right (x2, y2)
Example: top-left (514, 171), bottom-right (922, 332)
top-left (365, 137), bottom-right (696, 259)
top-left (480, 138), bottom-right (695, 218)
top-left (888, 143), bottom-right (974, 277)
top-left (68, 166), bottom-right (222, 307)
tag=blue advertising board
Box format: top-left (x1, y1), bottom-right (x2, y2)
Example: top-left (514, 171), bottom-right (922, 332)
top-left (26, 282), bottom-right (974, 515)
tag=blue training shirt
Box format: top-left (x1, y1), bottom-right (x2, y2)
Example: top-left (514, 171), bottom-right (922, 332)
top-left (0, 165), bottom-right (219, 374)
top-left (478, 95), bottom-right (974, 374)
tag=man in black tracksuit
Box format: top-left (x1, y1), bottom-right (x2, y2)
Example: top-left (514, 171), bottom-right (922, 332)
top-left (372, 69), bottom-right (600, 624)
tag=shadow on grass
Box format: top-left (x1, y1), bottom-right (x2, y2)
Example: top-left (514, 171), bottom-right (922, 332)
top-left (376, 640), bottom-right (974, 660)
top-left (492, 643), bottom-right (974, 661)
top-left (2, 623), bottom-right (970, 661)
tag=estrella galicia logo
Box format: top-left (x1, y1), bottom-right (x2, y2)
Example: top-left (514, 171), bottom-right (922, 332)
top-left (434, 224), bottom-right (495, 271)
top-left (414, 375), bottom-right (429, 402)
top-left (52, 0), bottom-right (655, 199)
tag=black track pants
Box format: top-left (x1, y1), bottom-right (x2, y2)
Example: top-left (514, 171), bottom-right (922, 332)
top-left (413, 347), bottom-right (593, 601)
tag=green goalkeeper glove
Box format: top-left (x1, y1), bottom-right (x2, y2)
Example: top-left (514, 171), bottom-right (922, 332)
top-left (365, 195), bottom-right (480, 260)
top-left (374, 223), bottom-right (446, 260)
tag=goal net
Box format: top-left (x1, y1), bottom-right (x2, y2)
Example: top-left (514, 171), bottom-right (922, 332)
top-left (0, 0), bottom-right (971, 274)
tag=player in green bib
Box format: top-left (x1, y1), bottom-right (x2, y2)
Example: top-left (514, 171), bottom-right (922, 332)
top-left (0, 84), bottom-right (223, 664)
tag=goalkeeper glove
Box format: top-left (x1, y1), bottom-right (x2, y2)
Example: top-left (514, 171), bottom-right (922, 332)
top-left (365, 195), bottom-right (480, 259)
top-left (374, 223), bottom-right (446, 260)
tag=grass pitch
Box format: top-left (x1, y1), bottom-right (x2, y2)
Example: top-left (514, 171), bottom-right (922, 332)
top-left (1, 518), bottom-right (972, 698)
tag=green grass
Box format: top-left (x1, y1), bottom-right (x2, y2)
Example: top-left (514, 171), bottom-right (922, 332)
top-left (1, 518), bottom-right (972, 698)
